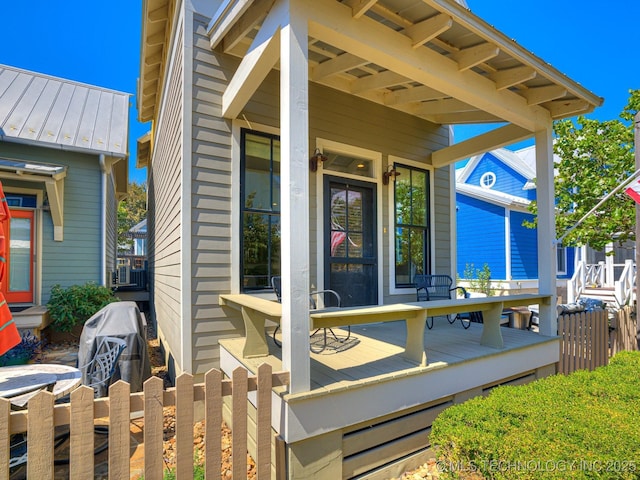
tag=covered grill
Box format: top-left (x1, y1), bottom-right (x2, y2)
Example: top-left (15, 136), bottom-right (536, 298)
top-left (77, 301), bottom-right (151, 393)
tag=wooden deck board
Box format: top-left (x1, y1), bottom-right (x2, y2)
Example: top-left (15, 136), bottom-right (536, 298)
top-left (221, 319), bottom-right (554, 395)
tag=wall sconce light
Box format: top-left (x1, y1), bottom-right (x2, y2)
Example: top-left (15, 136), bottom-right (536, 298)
top-left (309, 148), bottom-right (327, 172)
top-left (382, 165), bottom-right (401, 185)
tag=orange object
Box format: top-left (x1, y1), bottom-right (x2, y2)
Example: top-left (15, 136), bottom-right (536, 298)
top-left (0, 182), bottom-right (20, 356)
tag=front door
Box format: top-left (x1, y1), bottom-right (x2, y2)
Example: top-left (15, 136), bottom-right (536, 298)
top-left (1, 210), bottom-right (34, 304)
top-left (324, 176), bottom-right (377, 307)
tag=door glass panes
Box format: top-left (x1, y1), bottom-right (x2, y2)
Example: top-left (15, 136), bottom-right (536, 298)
top-left (394, 164), bottom-right (430, 287)
top-left (9, 217), bottom-right (31, 292)
top-left (330, 188), bottom-right (365, 258)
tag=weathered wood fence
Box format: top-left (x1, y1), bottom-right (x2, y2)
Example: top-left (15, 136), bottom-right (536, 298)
top-left (558, 306), bottom-right (638, 375)
top-left (0, 364), bottom-right (289, 480)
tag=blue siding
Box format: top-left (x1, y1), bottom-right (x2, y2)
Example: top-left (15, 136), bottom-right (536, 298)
top-left (510, 211), bottom-right (538, 280)
top-left (456, 194), bottom-right (506, 279)
top-left (465, 153), bottom-right (535, 201)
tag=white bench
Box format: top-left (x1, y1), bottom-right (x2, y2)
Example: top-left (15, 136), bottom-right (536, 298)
top-left (219, 293), bottom-right (552, 365)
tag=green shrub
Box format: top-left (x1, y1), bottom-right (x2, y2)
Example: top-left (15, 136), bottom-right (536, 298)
top-left (47, 282), bottom-right (119, 332)
top-left (459, 263), bottom-right (497, 296)
top-left (430, 351), bottom-right (640, 479)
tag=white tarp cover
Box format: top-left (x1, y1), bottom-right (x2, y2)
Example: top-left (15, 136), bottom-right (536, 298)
top-left (78, 301), bottom-right (151, 394)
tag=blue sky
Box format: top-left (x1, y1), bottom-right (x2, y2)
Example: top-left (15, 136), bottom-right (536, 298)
top-left (3, 1), bottom-right (639, 184)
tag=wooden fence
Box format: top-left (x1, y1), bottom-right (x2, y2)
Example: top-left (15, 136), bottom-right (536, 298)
top-left (558, 306), bottom-right (638, 375)
top-left (0, 364), bottom-right (289, 480)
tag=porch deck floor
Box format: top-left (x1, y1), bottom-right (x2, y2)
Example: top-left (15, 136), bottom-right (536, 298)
top-left (220, 317), bottom-right (555, 396)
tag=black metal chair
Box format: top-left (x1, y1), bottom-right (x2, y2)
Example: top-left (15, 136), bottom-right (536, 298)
top-left (271, 276), bottom-right (349, 353)
top-left (414, 274), bottom-right (482, 329)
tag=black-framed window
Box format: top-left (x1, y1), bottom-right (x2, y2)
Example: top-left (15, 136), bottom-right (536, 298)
top-left (393, 164), bottom-right (430, 287)
top-left (240, 129), bottom-right (280, 290)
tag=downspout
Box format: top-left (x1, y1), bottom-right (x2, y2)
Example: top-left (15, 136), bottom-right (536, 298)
top-left (99, 154), bottom-right (107, 286)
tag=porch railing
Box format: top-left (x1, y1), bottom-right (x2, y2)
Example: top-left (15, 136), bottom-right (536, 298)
top-left (1, 365), bottom-right (289, 480)
top-left (567, 260), bottom-right (636, 307)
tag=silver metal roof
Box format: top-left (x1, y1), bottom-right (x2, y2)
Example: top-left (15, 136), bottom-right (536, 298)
top-left (0, 64), bottom-right (130, 157)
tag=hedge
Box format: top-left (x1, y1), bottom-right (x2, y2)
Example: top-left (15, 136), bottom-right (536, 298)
top-left (430, 351), bottom-right (640, 479)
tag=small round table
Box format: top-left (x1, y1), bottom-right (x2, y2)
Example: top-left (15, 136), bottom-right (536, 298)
top-left (0, 364), bottom-right (82, 408)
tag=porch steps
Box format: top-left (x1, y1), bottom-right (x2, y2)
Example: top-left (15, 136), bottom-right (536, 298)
top-left (579, 287), bottom-right (618, 307)
top-left (12, 306), bottom-right (51, 339)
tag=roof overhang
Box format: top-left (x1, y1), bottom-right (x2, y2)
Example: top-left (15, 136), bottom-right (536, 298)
top-left (457, 182), bottom-right (530, 211)
top-left (136, 132), bottom-right (152, 169)
top-left (138, 0), bottom-right (175, 123)
top-left (140, 0), bottom-right (602, 166)
top-left (0, 158), bottom-right (67, 241)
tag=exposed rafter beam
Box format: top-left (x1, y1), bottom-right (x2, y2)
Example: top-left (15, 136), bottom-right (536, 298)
top-left (403, 13), bottom-right (453, 48)
top-left (431, 124), bottom-right (533, 168)
top-left (545, 99), bottom-right (590, 118)
top-left (427, 111), bottom-right (502, 124)
top-left (412, 98), bottom-right (476, 116)
top-left (223, 0), bottom-right (276, 53)
top-left (420, 0), bottom-right (602, 108)
top-left (304, 0), bottom-right (549, 130)
top-left (351, 70), bottom-right (409, 94)
top-left (490, 66), bottom-right (536, 91)
top-left (208, 0), bottom-right (254, 50)
top-left (383, 85), bottom-right (448, 105)
top-left (522, 85), bottom-right (567, 105)
top-left (311, 53), bottom-right (369, 81)
top-left (222, 2), bottom-right (284, 118)
top-left (450, 43), bottom-right (499, 72)
top-left (148, 5), bottom-right (169, 22)
top-left (344, 0), bottom-right (379, 19)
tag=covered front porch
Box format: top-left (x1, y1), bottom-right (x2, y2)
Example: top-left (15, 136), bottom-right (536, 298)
top-left (220, 317), bottom-right (558, 478)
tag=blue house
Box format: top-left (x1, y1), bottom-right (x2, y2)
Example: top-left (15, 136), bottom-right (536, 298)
top-left (456, 146), bottom-right (574, 292)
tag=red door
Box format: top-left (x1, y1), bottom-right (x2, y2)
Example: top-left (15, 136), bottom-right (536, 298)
top-left (1, 210), bottom-right (34, 304)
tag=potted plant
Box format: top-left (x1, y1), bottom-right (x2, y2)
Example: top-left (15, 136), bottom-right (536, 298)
top-left (0, 332), bottom-right (42, 366)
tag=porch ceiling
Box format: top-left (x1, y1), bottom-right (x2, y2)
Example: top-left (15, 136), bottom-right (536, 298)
top-left (206, 0), bottom-right (602, 141)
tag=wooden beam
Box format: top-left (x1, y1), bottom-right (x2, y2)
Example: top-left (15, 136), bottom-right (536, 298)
top-left (427, 110), bottom-right (502, 124)
top-left (431, 124), bottom-right (532, 167)
top-left (223, 0), bottom-right (276, 53)
top-left (303, 0), bottom-right (549, 130)
top-left (45, 177), bottom-right (65, 241)
top-left (412, 98), bottom-right (476, 116)
top-left (522, 85), bottom-right (567, 105)
top-left (351, 70), bottom-right (409, 94)
top-left (311, 53), bottom-right (368, 81)
top-left (403, 13), bottom-right (453, 48)
top-left (222, 2), bottom-right (284, 119)
top-left (490, 66), bottom-right (537, 91)
top-left (344, 0), bottom-right (379, 19)
top-left (383, 85), bottom-right (448, 105)
top-left (545, 99), bottom-right (590, 119)
top-left (209, 0), bottom-right (254, 50)
top-left (450, 43), bottom-right (499, 72)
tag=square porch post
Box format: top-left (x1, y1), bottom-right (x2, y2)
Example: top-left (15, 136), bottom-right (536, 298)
top-left (535, 126), bottom-right (558, 337)
top-left (280, 0), bottom-right (311, 393)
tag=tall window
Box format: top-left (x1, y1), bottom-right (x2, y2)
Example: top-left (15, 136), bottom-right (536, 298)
top-left (556, 244), bottom-right (567, 275)
top-left (393, 164), bottom-right (430, 287)
top-left (241, 130), bottom-right (280, 290)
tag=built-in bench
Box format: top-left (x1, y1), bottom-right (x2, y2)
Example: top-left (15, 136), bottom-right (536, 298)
top-left (219, 293), bottom-right (552, 365)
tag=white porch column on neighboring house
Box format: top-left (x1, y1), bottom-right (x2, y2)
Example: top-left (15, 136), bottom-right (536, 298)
top-left (280, 0), bottom-right (311, 393)
top-left (535, 127), bottom-right (558, 336)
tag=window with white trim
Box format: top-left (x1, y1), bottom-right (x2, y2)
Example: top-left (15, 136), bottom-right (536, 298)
top-left (393, 164), bottom-right (430, 287)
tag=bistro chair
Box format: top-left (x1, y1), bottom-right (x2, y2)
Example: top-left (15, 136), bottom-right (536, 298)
top-left (271, 276), bottom-right (349, 353)
top-left (78, 336), bottom-right (128, 398)
top-left (414, 274), bottom-right (482, 329)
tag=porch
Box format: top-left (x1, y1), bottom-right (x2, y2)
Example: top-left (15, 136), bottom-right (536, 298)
top-left (219, 317), bottom-right (558, 478)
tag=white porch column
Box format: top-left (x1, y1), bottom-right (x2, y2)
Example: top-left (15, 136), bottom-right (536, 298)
top-left (280, 0), bottom-right (311, 393)
top-left (535, 126), bottom-right (558, 336)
